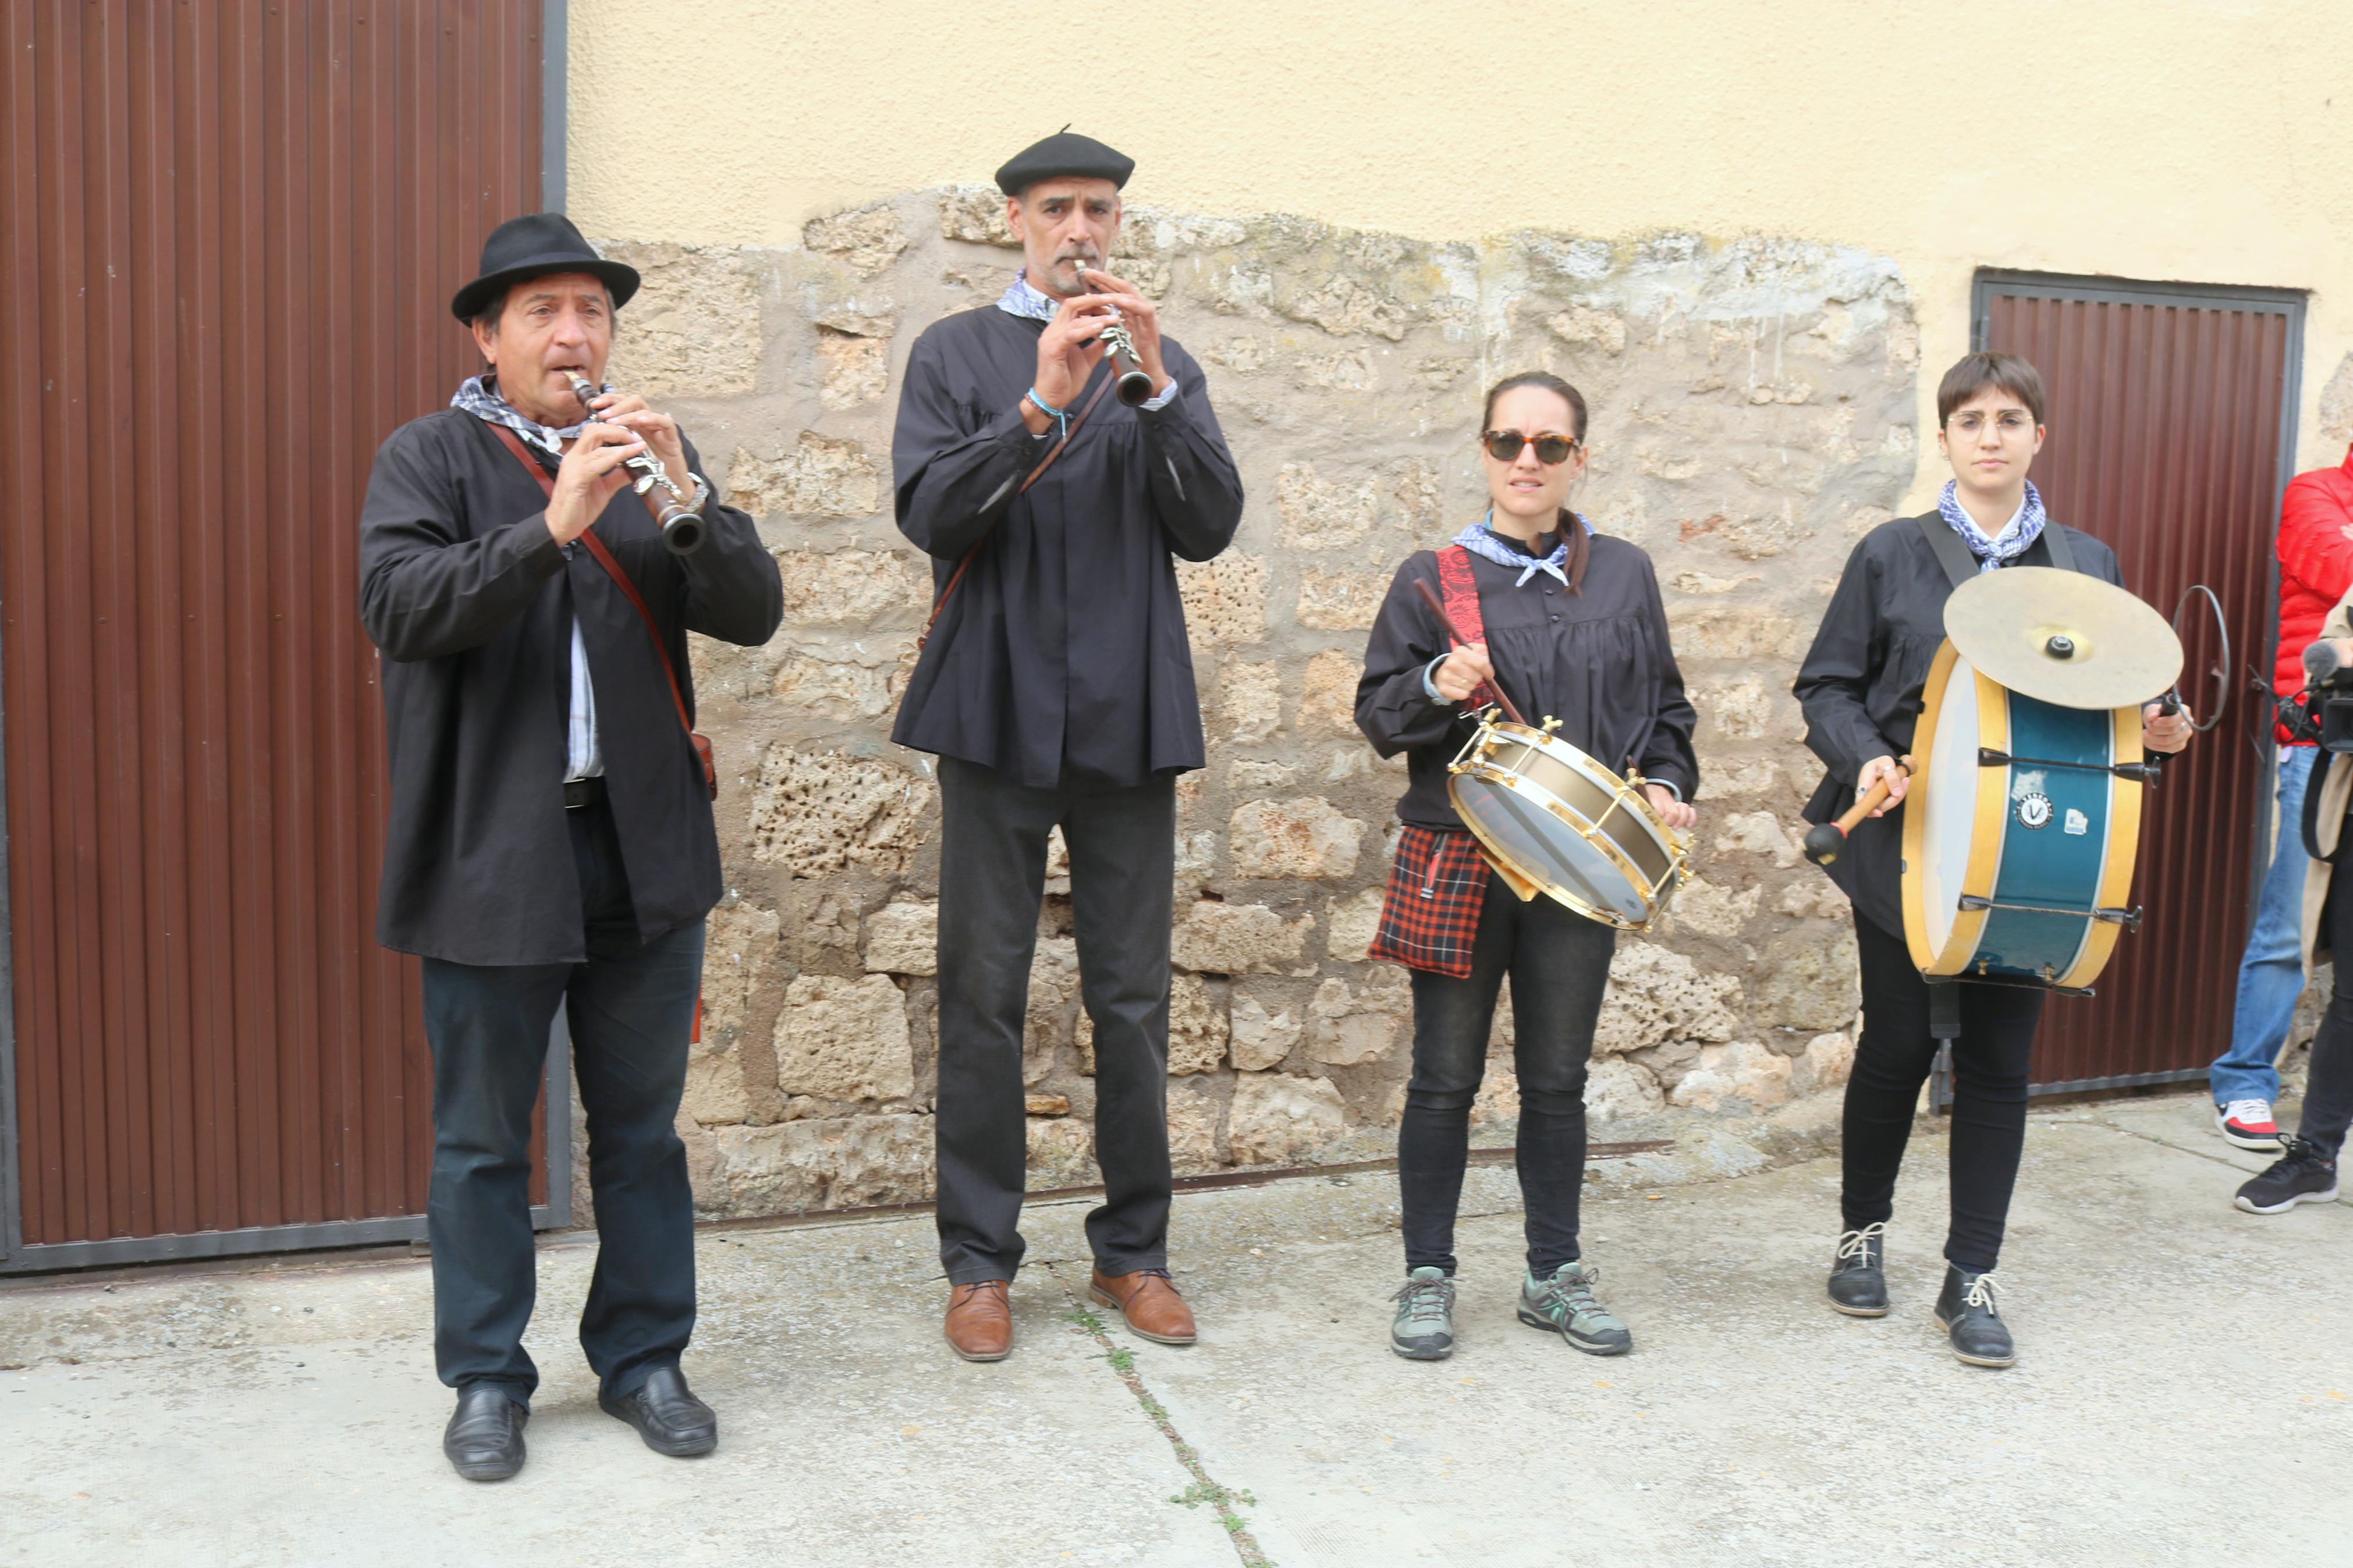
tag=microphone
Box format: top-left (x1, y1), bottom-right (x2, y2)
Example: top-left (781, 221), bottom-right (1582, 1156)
top-left (2306, 639), bottom-right (2343, 687)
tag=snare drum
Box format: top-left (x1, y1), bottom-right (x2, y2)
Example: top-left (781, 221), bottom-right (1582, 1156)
top-left (1446, 719), bottom-right (1691, 930)
top-left (1900, 641), bottom-right (2146, 990)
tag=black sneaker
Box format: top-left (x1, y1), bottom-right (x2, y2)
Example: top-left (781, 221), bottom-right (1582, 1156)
top-left (2234, 1137), bottom-right (2341, 1214)
top-left (1932, 1265), bottom-right (2014, 1368)
top-left (1826, 1223), bottom-right (1888, 1317)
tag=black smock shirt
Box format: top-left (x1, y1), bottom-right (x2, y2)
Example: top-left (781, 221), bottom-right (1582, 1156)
top-left (360, 409), bottom-right (785, 966)
top-left (1355, 528), bottom-right (1699, 830)
top-left (1793, 514), bottom-right (2121, 938)
top-left (890, 307), bottom-right (1244, 788)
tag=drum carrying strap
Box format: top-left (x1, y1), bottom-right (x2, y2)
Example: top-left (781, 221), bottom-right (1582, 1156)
top-left (1435, 546), bottom-right (1503, 712)
top-left (1915, 513), bottom-right (2080, 588)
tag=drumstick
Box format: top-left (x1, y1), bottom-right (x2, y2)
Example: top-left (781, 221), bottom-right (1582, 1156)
top-left (1801, 758), bottom-right (1913, 867)
top-left (1411, 578), bottom-right (1529, 724)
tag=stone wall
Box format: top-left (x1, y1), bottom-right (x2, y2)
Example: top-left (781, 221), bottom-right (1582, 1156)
top-left (593, 189), bottom-right (1923, 1220)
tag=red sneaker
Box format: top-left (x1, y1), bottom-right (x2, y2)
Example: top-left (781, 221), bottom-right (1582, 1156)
top-left (2216, 1100), bottom-right (2284, 1153)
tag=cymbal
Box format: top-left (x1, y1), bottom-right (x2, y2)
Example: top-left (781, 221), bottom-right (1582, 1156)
top-left (1943, 566), bottom-right (2183, 710)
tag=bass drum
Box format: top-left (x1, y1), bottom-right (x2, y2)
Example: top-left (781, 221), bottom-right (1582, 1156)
top-left (1900, 641), bottom-right (2145, 990)
top-left (1446, 719), bottom-right (1690, 930)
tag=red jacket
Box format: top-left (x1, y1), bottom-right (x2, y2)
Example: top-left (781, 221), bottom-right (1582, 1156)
top-left (2276, 446), bottom-right (2353, 744)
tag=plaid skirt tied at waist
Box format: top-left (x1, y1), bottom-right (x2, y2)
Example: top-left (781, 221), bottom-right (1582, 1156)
top-left (1367, 824), bottom-right (1493, 979)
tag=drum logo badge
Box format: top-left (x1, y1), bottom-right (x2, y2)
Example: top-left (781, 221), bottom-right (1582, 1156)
top-left (2015, 790), bottom-right (2054, 830)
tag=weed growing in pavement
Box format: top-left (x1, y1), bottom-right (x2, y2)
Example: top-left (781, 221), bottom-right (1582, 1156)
top-left (1064, 1304), bottom-right (1108, 1335)
top-left (1172, 1481), bottom-right (1259, 1518)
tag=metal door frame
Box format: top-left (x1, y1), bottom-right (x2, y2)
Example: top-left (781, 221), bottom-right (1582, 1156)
top-left (1934, 268), bottom-right (2308, 1105)
top-left (0, 3), bottom-right (575, 1275)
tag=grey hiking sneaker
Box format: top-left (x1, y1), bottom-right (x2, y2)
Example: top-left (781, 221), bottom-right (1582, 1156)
top-left (1517, 1261), bottom-right (1631, 1356)
top-left (1389, 1267), bottom-right (1457, 1360)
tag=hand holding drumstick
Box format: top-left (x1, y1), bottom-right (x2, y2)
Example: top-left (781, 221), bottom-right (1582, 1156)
top-left (1802, 755), bottom-right (1912, 867)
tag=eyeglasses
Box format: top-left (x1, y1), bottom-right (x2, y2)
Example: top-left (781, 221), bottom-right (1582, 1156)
top-left (1481, 429), bottom-right (1582, 464)
top-left (1946, 410), bottom-right (2036, 437)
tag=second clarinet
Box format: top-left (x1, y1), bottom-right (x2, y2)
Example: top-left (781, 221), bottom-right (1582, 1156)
top-left (566, 372), bottom-right (707, 556)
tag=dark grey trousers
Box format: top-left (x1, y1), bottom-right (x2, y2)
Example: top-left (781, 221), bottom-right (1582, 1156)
top-left (934, 756), bottom-right (1176, 1285)
top-left (420, 800), bottom-right (704, 1406)
top-left (2295, 867), bottom-right (2353, 1161)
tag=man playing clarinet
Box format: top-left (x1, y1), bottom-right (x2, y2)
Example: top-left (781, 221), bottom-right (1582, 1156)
top-left (890, 131), bottom-right (1244, 1361)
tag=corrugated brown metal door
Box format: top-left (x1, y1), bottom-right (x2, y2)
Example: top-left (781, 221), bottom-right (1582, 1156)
top-left (0, 1), bottom-right (559, 1269)
top-left (1976, 273), bottom-right (2302, 1094)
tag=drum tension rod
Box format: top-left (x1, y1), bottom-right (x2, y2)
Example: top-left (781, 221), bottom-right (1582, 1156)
top-left (1975, 746), bottom-right (2162, 783)
top-left (1958, 894), bottom-right (2143, 929)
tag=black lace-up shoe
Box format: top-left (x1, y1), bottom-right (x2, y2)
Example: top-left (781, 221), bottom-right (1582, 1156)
top-left (2234, 1137), bottom-right (2341, 1214)
top-left (599, 1365), bottom-right (718, 1457)
top-left (1827, 1223), bottom-right (1888, 1317)
top-left (1932, 1264), bottom-right (2015, 1368)
top-left (443, 1384), bottom-right (528, 1481)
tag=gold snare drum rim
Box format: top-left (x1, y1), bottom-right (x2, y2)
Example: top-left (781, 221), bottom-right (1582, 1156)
top-left (1445, 720), bottom-right (1690, 931)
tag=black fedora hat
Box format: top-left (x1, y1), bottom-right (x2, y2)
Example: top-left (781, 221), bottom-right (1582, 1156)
top-left (449, 212), bottom-right (641, 323)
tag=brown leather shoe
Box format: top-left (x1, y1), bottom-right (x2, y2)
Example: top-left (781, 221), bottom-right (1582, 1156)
top-left (1089, 1267), bottom-right (1197, 1345)
top-left (943, 1279), bottom-right (1013, 1362)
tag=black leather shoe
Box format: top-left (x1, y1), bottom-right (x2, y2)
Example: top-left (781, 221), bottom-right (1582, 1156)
top-left (1932, 1264), bottom-right (2015, 1368)
top-left (1827, 1223), bottom-right (1888, 1317)
top-left (443, 1385), bottom-right (528, 1481)
top-left (599, 1365), bottom-right (718, 1457)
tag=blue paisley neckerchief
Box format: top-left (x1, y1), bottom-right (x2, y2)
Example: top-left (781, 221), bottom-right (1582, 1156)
top-left (451, 372), bottom-right (609, 455)
top-left (1450, 510), bottom-right (1594, 587)
top-left (1937, 478), bottom-right (2046, 573)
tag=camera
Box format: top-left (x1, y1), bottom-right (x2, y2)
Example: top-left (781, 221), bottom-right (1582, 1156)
top-left (2300, 640), bottom-right (2353, 751)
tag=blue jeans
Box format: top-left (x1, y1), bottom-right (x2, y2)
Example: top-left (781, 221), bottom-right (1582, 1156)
top-left (2209, 746), bottom-right (2317, 1107)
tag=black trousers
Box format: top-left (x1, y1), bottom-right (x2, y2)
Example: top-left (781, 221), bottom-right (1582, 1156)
top-left (2294, 869), bottom-right (2353, 1160)
top-left (934, 757), bottom-right (1177, 1285)
top-left (420, 800), bottom-right (705, 1405)
top-left (1399, 873), bottom-right (1617, 1278)
top-left (1843, 912), bottom-right (2042, 1273)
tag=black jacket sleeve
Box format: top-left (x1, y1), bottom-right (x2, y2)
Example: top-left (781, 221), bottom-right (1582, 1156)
top-left (1356, 556), bottom-right (1467, 757)
top-left (1137, 343), bottom-right (1244, 563)
top-left (1793, 536), bottom-right (1896, 784)
top-left (673, 433), bottom-right (782, 648)
top-left (892, 330), bottom-right (1049, 561)
top-left (359, 425), bottom-right (568, 663)
top-left (1634, 557), bottom-right (1699, 801)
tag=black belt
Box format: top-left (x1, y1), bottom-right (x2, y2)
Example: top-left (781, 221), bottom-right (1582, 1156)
top-left (563, 776), bottom-right (608, 810)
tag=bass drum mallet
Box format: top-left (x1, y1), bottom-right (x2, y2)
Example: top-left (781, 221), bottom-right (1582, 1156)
top-left (1802, 758), bottom-right (1912, 867)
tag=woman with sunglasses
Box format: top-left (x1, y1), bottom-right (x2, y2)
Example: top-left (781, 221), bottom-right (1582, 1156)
top-left (1355, 371), bottom-right (1698, 1361)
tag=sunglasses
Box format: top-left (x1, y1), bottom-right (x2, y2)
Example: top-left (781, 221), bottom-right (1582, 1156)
top-left (1481, 429), bottom-right (1582, 464)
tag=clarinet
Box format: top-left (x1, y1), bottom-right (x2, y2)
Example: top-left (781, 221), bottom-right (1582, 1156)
top-left (566, 372), bottom-right (706, 556)
top-left (1097, 310), bottom-right (1156, 407)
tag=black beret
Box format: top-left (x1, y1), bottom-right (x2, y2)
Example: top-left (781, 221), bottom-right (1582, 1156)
top-left (994, 131), bottom-right (1134, 196)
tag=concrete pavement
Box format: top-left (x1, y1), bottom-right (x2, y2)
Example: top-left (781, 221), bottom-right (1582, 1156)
top-left (3, 1091), bottom-right (2349, 1566)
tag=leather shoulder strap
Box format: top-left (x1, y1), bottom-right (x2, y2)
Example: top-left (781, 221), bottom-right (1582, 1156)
top-left (2039, 520), bottom-right (2081, 574)
top-left (918, 368), bottom-right (1121, 650)
top-left (1913, 512), bottom-right (1982, 590)
top-left (485, 422), bottom-right (697, 741)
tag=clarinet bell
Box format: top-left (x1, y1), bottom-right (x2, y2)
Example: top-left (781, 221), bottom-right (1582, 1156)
top-left (658, 506), bottom-right (705, 557)
top-left (1114, 365), bottom-right (1155, 406)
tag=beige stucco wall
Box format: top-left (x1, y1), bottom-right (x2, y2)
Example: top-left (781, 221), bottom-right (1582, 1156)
top-left (570, 0), bottom-right (2353, 480)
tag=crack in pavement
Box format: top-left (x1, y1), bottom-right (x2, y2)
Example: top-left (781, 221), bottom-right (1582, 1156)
top-left (1042, 1261), bottom-right (1275, 1568)
top-left (2088, 1114), bottom-right (2353, 1204)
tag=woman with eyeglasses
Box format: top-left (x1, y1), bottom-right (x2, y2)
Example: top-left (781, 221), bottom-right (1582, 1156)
top-left (1793, 351), bottom-right (2192, 1367)
top-left (1355, 371), bottom-right (1698, 1361)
